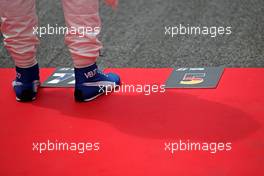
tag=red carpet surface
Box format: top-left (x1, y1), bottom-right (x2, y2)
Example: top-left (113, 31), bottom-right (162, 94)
top-left (0, 68), bottom-right (263, 176)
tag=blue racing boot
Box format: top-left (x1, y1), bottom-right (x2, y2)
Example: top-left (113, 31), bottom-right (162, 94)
top-left (12, 64), bottom-right (40, 102)
top-left (74, 63), bottom-right (120, 102)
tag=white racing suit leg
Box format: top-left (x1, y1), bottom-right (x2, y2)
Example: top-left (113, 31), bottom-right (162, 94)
top-left (62, 0), bottom-right (102, 68)
top-left (0, 0), bottom-right (39, 68)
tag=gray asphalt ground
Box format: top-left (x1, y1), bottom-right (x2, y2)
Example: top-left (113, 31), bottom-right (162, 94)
top-left (0, 0), bottom-right (263, 68)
